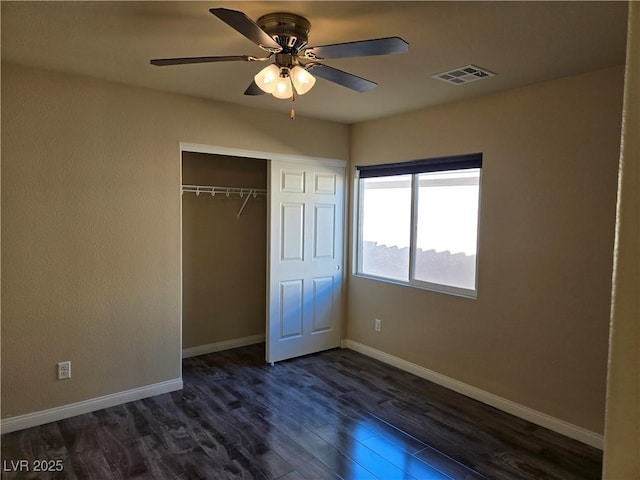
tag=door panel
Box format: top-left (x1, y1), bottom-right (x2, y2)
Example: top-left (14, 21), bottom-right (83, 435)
top-left (282, 170), bottom-right (305, 193)
top-left (313, 204), bottom-right (335, 259)
top-left (281, 203), bottom-right (304, 261)
top-left (312, 276), bottom-right (335, 333)
top-left (267, 159), bottom-right (344, 364)
top-left (315, 173), bottom-right (336, 194)
top-left (279, 280), bottom-right (304, 339)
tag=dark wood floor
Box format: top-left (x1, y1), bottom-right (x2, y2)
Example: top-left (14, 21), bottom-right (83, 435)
top-left (1, 344), bottom-right (602, 480)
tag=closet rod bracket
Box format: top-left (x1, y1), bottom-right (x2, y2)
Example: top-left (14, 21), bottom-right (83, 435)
top-left (236, 189), bottom-right (255, 218)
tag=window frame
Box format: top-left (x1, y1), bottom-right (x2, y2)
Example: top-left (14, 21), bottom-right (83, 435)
top-left (354, 154), bottom-right (482, 299)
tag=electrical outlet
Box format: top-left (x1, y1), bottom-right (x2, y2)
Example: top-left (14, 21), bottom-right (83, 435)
top-left (57, 361), bottom-right (71, 380)
top-left (374, 319), bottom-right (382, 332)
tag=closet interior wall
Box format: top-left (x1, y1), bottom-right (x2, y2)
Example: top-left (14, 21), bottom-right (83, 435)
top-left (182, 151), bottom-right (267, 350)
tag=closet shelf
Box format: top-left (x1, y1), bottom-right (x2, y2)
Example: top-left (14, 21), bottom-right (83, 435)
top-left (181, 184), bottom-right (267, 219)
top-left (181, 185), bottom-right (267, 196)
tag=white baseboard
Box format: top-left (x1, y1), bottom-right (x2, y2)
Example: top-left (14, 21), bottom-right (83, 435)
top-left (3, 339), bottom-right (602, 450)
top-left (1, 335), bottom-right (264, 434)
top-left (344, 340), bottom-right (604, 450)
top-left (182, 333), bottom-right (265, 359)
top-left (1, 378), bottom-right (183, 434)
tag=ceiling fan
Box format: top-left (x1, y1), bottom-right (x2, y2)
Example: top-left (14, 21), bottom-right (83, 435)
top-left (150, 8), bottom-right (409, 114)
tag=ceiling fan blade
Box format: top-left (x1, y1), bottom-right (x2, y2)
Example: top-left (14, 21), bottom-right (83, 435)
top-left (304, 37), bottom-right (409, 60)
top-left (210, 8), bottom-right (282, 53)
top-left (150, 55), bottom-right (252, 66)
top-left (307, 64), bottom-right (377, 93)
top-left (244, 80), bottom-right (266, 96)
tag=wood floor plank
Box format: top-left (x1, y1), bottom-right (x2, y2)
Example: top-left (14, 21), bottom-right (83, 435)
top-left (360, 436), bottom-right (453, 480)
top-left (1, 344), bottom-right (602, 480)
top-left (247, 424), bottom-right (341, 480)
top-left (339, 440), bottom-right (416, 480)
top-left (252, 401), bottom-right (378, 480)
top-left (67, 447), bottom-right (114, 480)
top-left (413, 446), bottom-right (487, 480)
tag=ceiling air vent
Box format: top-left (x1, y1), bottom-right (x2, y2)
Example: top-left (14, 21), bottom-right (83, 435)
top-left (433, 65), bottom-right (495, 85)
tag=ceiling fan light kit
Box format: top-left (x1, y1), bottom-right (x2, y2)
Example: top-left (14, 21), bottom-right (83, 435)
top-left (254, 64), bottom-right (280, 94)
top-left (273, 74), bottom-right (294, 100)
top-left (254, 64), bottom-right (316, 98)
top-left (150, 7), bottom-right (409, 117)
top-left (290, 66), bottom-right (316, 95)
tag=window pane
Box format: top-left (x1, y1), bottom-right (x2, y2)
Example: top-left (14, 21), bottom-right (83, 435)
top-left (360, 175), bottom-right (411, 281)
top-left (414, 169), bottom-right (480, 290)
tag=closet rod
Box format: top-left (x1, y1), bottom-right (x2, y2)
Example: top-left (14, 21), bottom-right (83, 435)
top-left (181, 185), bottom-right (267, 196)
top-left (181, 185), bottom-right (267, 219)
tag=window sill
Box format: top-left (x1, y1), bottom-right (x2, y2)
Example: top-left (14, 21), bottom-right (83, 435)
top-left (352, 273), bottom-right (478, 300)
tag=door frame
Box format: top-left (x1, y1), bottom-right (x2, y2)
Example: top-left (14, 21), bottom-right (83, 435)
top-left (178, 142), bottom-right (347, 367)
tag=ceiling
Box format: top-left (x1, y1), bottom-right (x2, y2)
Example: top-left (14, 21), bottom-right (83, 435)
top-left (1, 1), bottom-right (628, 124)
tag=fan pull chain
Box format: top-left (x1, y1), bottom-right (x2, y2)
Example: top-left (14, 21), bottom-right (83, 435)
top-left (290, 78), bottom-right (296, 120)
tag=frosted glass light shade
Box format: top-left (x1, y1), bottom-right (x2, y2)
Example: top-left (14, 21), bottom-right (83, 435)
top-left (254, 64), bottom-right (280, 94)
top-left (273, 76), bottom-right (293, 99)
top-left (291, 66), bottom-right (316, 95)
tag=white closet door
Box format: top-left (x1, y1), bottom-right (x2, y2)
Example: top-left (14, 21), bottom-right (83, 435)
top-left (267, 159), bottom-right (344, 364)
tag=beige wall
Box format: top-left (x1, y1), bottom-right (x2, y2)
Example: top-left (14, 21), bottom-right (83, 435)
top-left (181, 152), bottom-right (267, 349)
top-left (0, 63), bottom-right (349, 418)
top-left (348, 66), bottom-right (624, 434)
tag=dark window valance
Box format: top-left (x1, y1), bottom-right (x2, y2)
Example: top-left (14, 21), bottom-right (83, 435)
top-left (356, 153), bottom-right (482, 179)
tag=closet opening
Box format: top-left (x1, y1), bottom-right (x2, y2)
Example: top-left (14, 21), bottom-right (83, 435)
top-left (181, 151), bottom-right (268, 359)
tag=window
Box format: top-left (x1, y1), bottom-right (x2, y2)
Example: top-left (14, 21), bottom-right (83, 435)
top-left (355, 153), bottom-right (482, 297)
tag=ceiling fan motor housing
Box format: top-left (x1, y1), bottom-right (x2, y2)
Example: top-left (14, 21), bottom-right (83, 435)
top-left (257, 12), bottom-right (311, 54)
